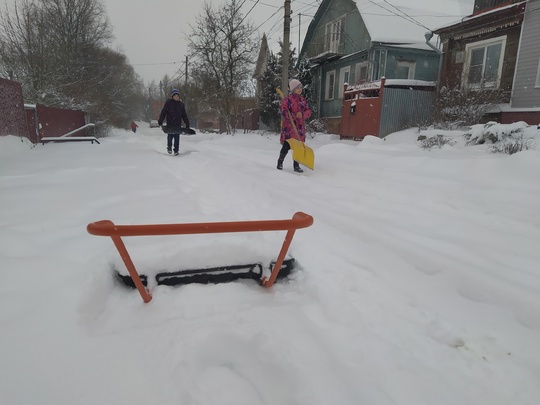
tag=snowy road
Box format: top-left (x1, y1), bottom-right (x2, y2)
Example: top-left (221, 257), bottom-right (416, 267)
top-left (1, 126), bottom-right (539, 404)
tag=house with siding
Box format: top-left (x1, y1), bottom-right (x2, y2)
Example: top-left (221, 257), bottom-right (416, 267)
top-left (433, 0), bottom-right (540, 124)
top-left (507, 0), bottom-right (540, 123)
top-left (298, 0), bottom-right (470, 133)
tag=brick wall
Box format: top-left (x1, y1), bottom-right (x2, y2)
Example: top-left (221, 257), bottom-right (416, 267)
top-left (0, 78), bottom-right (29, 138)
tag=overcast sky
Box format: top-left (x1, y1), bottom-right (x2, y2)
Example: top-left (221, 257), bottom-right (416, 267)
top-left (104, 0), bottom-right (473, 84)
top-left (105, 0), bottom-right (319, 84)
top-left (2, 0), bottom-right (475, 84)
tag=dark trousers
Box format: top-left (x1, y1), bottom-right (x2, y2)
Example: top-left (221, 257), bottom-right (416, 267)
top-left (279, 141), bottom-right (300, 168)
top-left (280, 141), bottom-right (291, 156)
top-left (167, 133), bottom-right (180, 153)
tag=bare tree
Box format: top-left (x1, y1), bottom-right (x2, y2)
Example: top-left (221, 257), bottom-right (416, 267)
top-left (0, 0), bottom-right (145, 132)
top-left (39, 0), bottom-right (113, 103)
top-left (432, 86), bottom-right (509, 129)
top-left (0, 0), bottom-right (58, 96)
top-left (188, 0), bottom-right (258, 134)
top-left (82, 46), bottom-right (145, 130)
top-left (41, 0), bottom-right (112, 55)
top-left (0, 0), bottom-right (113, 101)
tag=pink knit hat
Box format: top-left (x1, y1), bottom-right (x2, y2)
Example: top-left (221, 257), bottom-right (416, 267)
top-left (289, 79), bottom-right (302, 92)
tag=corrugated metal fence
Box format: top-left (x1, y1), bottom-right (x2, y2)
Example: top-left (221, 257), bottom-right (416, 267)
top-left (379, 88), bottom-right (435, 137)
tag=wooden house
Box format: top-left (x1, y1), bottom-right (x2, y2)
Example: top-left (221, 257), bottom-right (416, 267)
top-left (433, 0), bottom-right (540, 124)
top-left (298, 0), bottom-right (469, 133)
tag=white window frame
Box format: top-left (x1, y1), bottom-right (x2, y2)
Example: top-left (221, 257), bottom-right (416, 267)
top-left (536, 57), bottom-right (540, 88)
top-left (463, 35), bottom-right (507, 90)
top-left (325, 16), bottom-right (345, 53)
top-left (355, 62), bottom-right (369, 84)
top-left (325, 70), bottom-right (336, 100)
top-left (396, 61), bottom-right (416, 79)
top-left (339, 66), bottom-right (350, 98)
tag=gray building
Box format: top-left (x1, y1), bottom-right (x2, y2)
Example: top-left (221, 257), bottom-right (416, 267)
top-left (509, 0), bottom-right (540, 123)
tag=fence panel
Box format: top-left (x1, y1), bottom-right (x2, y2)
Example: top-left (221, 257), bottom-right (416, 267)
top-left (379, 88), bottom-right (435, 137)
top-left (0, 78), bottom-right (29, 138)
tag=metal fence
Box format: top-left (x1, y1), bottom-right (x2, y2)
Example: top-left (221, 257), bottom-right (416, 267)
top-left (379, 88), bottom-right (435, 137)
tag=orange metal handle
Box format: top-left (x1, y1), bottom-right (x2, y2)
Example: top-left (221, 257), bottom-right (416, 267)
top-left (87, 212), bottom-right (313, 303)
top-left (87, 211), bottom-right (313, 237)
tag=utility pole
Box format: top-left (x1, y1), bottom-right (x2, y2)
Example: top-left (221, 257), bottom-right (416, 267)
top-left (281, 0), bottom-right (291, 93)
top-left (184, 56), bottom-right (189, 106)
top-left (298, 13), bottom-right (301, 56)
top-left (185, 56), bottom-right (188, 86)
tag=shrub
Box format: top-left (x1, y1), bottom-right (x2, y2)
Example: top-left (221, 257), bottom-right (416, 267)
top-left (306, 118), bottom-right (328, 137)
top-left (489, 135), bottom-right (535, 155)
top-left (419, 135), bottom-right (457, 150)
top-left (432, 86), bottom-right (508, 129)
top-left (464, 121), bottom-right (528, 145)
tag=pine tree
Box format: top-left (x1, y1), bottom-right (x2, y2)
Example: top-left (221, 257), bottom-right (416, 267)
top-left (258, 53), bottom-right (281, 131)
top-left (258, 42), bottom-right (297, 132)
top-left (296, 58), bottom-right (316, 115)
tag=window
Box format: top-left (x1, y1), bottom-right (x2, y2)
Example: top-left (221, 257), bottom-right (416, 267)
top-left (325, 70), bottom-right (335, 100)
top-left (536, 57), bottom-right (540, 87)
top-left (339, 67), bottom-right (350, 98)
top-left (378, 50), bottom-right (387, 78)
top-left (355, 62), bottom-right (369, 83)
top-left (464, 36), bottom-right (506, 89)
top-left (395, 61), bottom-right (416, 79)
top-left (325, 17), bottom-right (344, 53)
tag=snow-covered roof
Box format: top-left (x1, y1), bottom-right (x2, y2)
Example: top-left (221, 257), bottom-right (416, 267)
top-left (383, 79), bottom-right (436, 87)
top-left (434, 1), bottom-right (526, 31)
top-left (359, 0), bottom-right (471, 45)
top-left (492, 103), bottom-right (540, 113)
top-left (346, 78), bottom-right (436, 92)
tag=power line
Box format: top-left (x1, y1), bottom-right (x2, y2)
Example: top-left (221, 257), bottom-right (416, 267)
top-left (235, 0), bottom-right (260, 29)
top-left (132, 61), bottom-right (183, 67)
top-left (374, 0), bottom-right (430, 31)
top-left (246, 0), bottom-right (280, 8)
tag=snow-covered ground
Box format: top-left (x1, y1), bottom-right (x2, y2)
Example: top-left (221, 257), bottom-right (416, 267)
top-left (1, 124), bottom-right (539, 405)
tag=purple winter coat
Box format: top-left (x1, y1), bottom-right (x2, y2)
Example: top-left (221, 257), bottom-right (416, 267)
top-left (280, 93), bottom-right (311, 143)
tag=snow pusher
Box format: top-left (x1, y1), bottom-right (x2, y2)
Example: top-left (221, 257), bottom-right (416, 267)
top-left (161, 125), bottom-right (196, 135)
top-left (87, 212), bottom-right (314, 303)
top-left (276, 87), bottom-right (315, 170)
top-left (116, 258), bottom-right (296, 288)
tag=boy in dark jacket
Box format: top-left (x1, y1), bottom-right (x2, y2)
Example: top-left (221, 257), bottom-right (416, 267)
top-left (158, 89), bottom-right (190, 155)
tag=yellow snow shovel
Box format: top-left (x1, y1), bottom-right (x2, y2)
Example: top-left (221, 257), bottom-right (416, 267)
top-left (277, 88), bottom-right (315, 170)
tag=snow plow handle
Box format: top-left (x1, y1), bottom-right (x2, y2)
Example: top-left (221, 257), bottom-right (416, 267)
top-left (87, 212), bottom-right (314, 303)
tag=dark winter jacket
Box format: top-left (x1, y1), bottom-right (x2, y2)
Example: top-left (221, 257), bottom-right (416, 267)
top-left (158, 99), bottom-right (190, 129)
top-left (280, 93), bottom-right (311, 143)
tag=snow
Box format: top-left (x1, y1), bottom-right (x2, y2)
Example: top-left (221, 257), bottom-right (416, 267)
top-left (359, 0), bottom-right (471, 46)
top-left (466, 121), bottom-right (530, 143)
top-left (497, 104), bottom-right (540, 113)
top-left (1, 124), bottom-right (540, 405)
top-left (346, 79), bottom-right (436, 92)
top-left (433, 0), bottom-right (526, 32)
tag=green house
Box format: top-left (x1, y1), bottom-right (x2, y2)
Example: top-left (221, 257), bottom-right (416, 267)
top-left (299, 0), bottom-right (470, 133)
